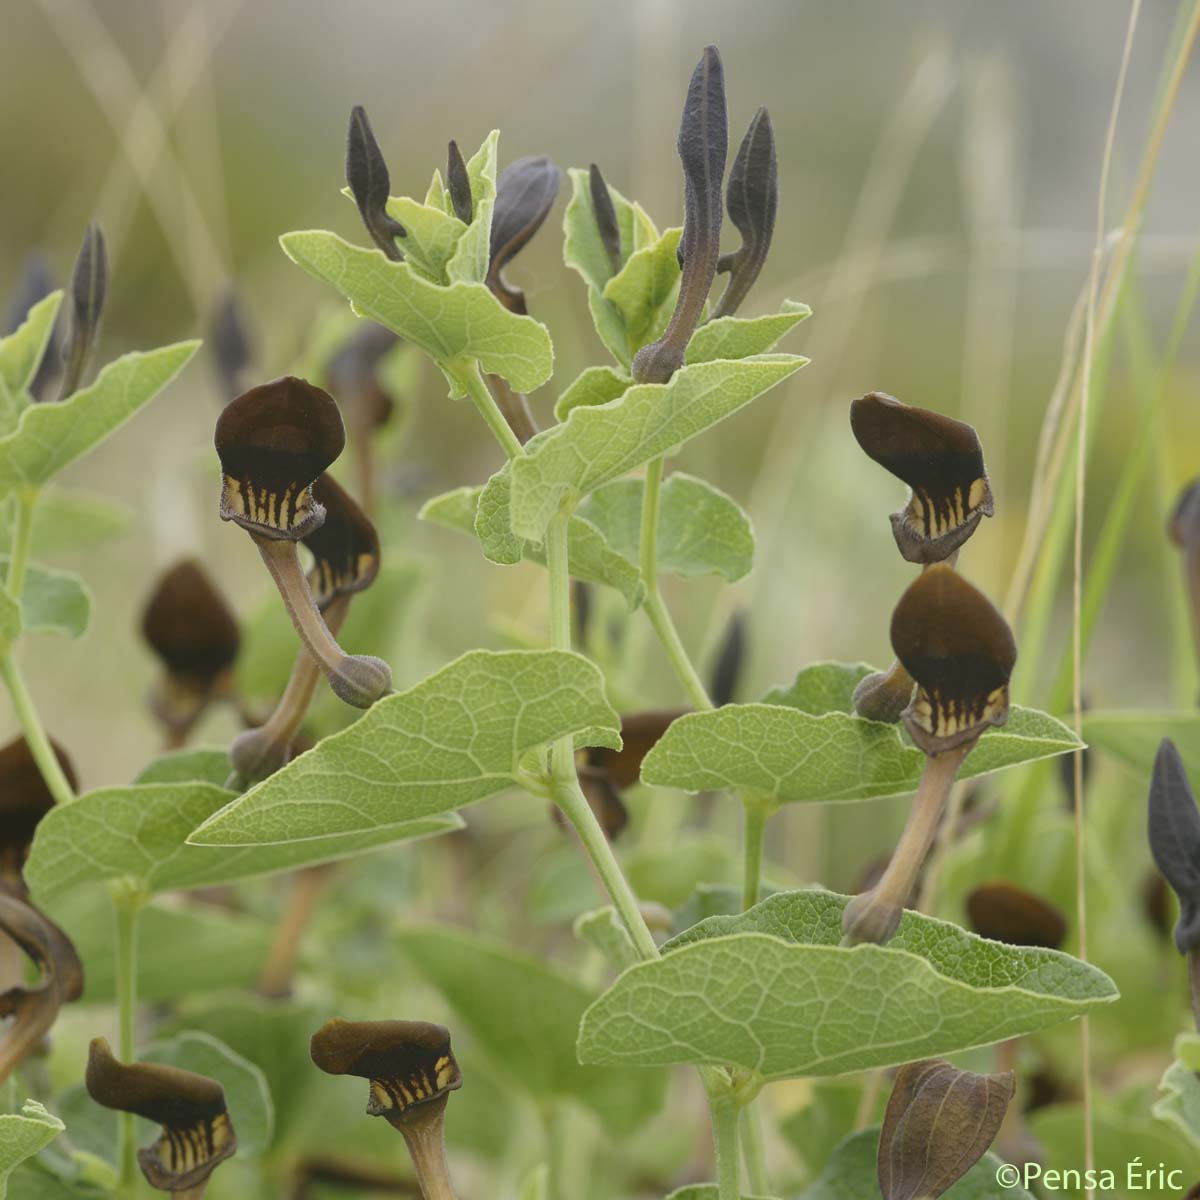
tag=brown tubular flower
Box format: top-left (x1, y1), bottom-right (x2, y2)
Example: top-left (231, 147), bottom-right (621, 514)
top-left (310, 1019), bottom-right (462, 1200)
top-left (631, 45), bottom-right (728, 385)
top-left (487, 155), bottom-right (561, 316)
top-left (231, 476), bottom-right (381, 784)
top-left (445, 140), bottom-right (473, 225)
top-left (346, 106), bottom-right (406, 261)
top-left (850, 392), bottom-right (994, 565)
top-left (0, 893), bottom-right (84, 1083)
top-left (712, 106), bottom-right (776, 319)
top-left (59, 222), bottom-right (107, 400)
top-left (0, 735), bottom-right (76, 887)
top-left (141, 560), bottom-right (241, 745)
top-left (209, 288), bottom-right (254, 403)
top-left (86, 1038), bottom-right (236, 1195)
top-left (589, 163), bottom-right (622, 276)
top-left (966, 882), bottom-right (1067, 950)
top-left (843, 566), bottom-right (1015, 945)
top-left (326, 323), bottom-right (399, 514)
top-left (878, 1059), bottom-right (1014, 1200)
top-left (216, 377), bottom-right (390, 709)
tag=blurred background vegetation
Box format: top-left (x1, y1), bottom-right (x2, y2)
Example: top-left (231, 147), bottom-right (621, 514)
top-left (4, 3), bottom-right (1200, 1192)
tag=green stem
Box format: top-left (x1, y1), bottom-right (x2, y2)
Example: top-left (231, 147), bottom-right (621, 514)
top-left (741, 794), bottom-right (770, 911)
top-left (552, 765), bottom-right (659, 964)
top-left (643, 594), bottom-right (712, 711)
top-left (0, 655), bottom-right (75, 806)
top-left (740, 1104), bottom-right (770, 1196)
top-left (457, 360), bottom-right (524, 461)
top-left (638, 457), bottom-right (713, 711)
top-left (5, 486), bottom-right (37, 599)
top-left (111, 883), bottom-right (144, 1199)
top-left (710, 1093), bottom-right (741, 1200)
top-left (545, 508), bottom-right (659, 962)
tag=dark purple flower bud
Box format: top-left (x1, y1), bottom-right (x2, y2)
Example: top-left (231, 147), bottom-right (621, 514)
top-left (713, 107), bottom-right (777, 318)
top-left (631, 45), bottom-right (728, 385)
top-left (346, 106), bottom-right (406, 261)
top-left (1148, 738), bottom-right (1200, 955)
top-left (589, 163), bottom-right (622, 277)
top-left (487, 155), bottom-right (561, 315)
top-left (210, 288), bottom-right (254, 402)
top-left (60, 223), bottom-right (107, 399)
top-left (446, 140), bottom-right (473, 225)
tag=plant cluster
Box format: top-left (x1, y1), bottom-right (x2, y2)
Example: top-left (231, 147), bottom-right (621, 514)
top-left (1, 38), bottom-right (1198, 1200)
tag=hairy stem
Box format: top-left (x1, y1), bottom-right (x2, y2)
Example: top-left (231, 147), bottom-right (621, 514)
top-left (458, 361), bottom-right (524, 460)
top-left (5, 487), bottom-right (38, 599)
top-left (487, 373), bottom-right (538, 446)
top-left (740, 1103), bottom-right (770, 1196)
top-left (0, 656), bottom-right (76, 806)
top-left (842, 744), bottom-right (969, 945)
top-left (710, 1092), bottom-right (741, 1200)
top-left (399, 1116), bottom-right (458, 1200)
top-left (111, 883), bottom-right (144, 1199)
top-left (741, 793), bottom-right (770, 911)
top-left (638, 458), bottom-right (714, 711)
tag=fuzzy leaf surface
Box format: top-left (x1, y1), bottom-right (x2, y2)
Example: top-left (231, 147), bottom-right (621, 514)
top-left (795, 1129), bottom-right (1031, 1200)
top-left (280, 231), bottom-right (552, 393)
top-left (578, 890), bottom-right (1116, 1079)
top-left (641, 703), bottom-right (1082, 803)
top-left (0, 342), bottom-right (198, 492)
top-left (581, 473), bottom-right (754, 582)
top-left (509, 356), bottom-right (805, 541)
top-left (0, 1103), bottom-right (64, 1200)
top-left (189, 650), bottom-right (620, 848)
top-left (419, 484), bottom-right (644, 605)
top-left (686, 300), bottom-right (810, 364)
top-left (0, 558), bottom-right (89, 639)
top-left (25, 781), bottom-right (460, 899)
top-left (0, 292), bottom-right (62, 426)
top-left (762, 662), bottom-right (874, 714)
top-left (397, 925), bottom-right (665, 1135)
top-left (553, 365), bottom-right (632, 421)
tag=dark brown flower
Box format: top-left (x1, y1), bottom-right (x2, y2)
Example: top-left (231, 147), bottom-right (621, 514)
top-left (215, 376), bottom-right (345, 541)
top-left (310, 1019), bottom-right (461, 1199)
top-left (86, 1037), bottom-right (236, 1192)
top-left (851, 393), bottom-right (994, 564)
top-left (141, 560), bottom-right (241, 738)
top-left (891, 564), bottom-right (1016, 755)
top-left (878, 1058), bottom-right (1014, 1200)
top-left (231, 478), bottom-right (381, 783)
top-left (310, 1019), bottom-right (462, 1122)
top-left (0, 735), bottom-right (77, 884)
top-left (966, 881), bottom-right (1067, 949)
top-left (216, 379), bottom-right (388, 708)
top-left (0, 893), bottom-right (84, 1083)
top-left (303, 476), bottom-right (382, 608)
